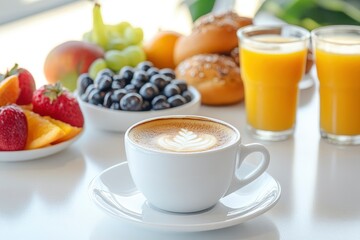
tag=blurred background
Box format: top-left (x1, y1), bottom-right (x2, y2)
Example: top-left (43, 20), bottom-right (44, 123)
top-left (0, 0), bottom-right (359, 87)
top-left (0, 0), bottom-right (80, 24)
top-left (1, 0), bottom-right (359, 27)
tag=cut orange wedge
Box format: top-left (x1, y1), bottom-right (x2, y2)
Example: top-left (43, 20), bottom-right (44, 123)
top-left (44, 116), bottom-right (82, 144)
top-left (23, 110), bottom-right (65, 150)
top-left (0, 75), bottom-right (20, 106)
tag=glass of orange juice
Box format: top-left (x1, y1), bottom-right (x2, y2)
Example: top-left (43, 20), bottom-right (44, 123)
top-left (312, 25), bottom-right (360, 145)
top-left (237, 25), bottom-right (309, 141)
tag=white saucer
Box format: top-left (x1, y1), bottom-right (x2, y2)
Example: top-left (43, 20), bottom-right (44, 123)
top-left (0, 132), bottom-right (83, 162)
top-left (88, 162), bottom-right (281, 232)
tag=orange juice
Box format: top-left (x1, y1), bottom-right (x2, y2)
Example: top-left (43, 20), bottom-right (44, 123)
top-left (240, 36), bottom-right (307, 131)
top-left (316, 48), bottom-right (360, 135)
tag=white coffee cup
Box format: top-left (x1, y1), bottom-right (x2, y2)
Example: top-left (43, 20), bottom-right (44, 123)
top-left (124, 115), bottom-right (270, 213)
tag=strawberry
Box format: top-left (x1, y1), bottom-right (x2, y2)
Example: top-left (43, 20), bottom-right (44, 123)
top-left (32, 83), bottom-right (84, 127)
top-left (0, 105), bottom-right (28, 151)
top-left (0, 64), bottom-right (36, 105)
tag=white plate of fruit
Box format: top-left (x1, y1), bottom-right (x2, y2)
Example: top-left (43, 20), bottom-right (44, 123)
top-left (0, 66), bottom-right (84, 162)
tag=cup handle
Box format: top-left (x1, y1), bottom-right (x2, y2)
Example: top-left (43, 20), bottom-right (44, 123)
top-left (224, 143), bottom-right (270, 196)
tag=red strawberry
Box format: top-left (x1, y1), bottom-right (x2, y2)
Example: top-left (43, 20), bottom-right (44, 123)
top-left (0, 64), bottom-right (36, 105)
top-left (0, 105), bottom-right (28, 151)
top-left (32, 83), bottom-right (84, 127)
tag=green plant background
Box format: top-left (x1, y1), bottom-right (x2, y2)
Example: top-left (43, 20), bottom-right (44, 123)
top-left (259, 0), bottom-right (360, 30)
top-left (184, 0), bottom-right (360, 30)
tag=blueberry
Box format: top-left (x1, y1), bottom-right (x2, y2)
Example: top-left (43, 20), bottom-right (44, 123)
top-left (152, 101), bottom-right (171, 110)
top-left (97, 75), bottom-right (113, 91)
top-left (111, 80), bottom-right (124, 90)
top-left (94, 74), bottom-right (111, 88)
top-left (149, 74), bottom-right (170, 90)
top-left (97, 68), bottom-right (114, 78)
top-left (160, 68), bottom-right (176, 79)
top-left (131, 70), bottom-right (148, 88)
top-left (141, 100), bottom-right (152, 111)
top-left (81, 84), bottom-right (96, 102)
top-left (125, 84), bottom-right (138, 93)
top-left (137, 61), bottom-right (154, 71)
top-left (146, 67), bottom-right (160, 78)
top-left (182, 90), bottom-right (193, 103)
top-left (80, 94), bottom-right (88, 102)
top-left (77, 73), bottom-right (93, 95)
top-left (120, 93), bottom-right (143, 111)
top-left (112, 75), bottom-right (127, 89)
top-left (131, 78), bottom-right (146, 89)
top-left (168, 95), bottom-right (187, 108)
top-left (171, 79), bottom-right (187, 93)
top-left (139, 83), bottom-right (159, 100)
top-left (151, 95), bottom-right (167, 106)
top-left (164, 84), bottom-right (181, 97)
top-left (110, 102), bottom-right (121, 110)
top-left (103, 91), bottom-right (113, 108)
top-left (111, 89), bottom-right (127, 102)
top-left (88, 89), bottom-right (106, 105)
top-left (118, 66), bottom-right (134, 82)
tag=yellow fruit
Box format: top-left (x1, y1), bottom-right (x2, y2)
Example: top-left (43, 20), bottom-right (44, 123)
top-left (44, 116), bottom-right (82, 144)
top-left (23, 110), bottom-right (65, 150)
top-left (20, 104), bottom-right (33, 111)
top-left (143, 31), bottom-right (182, 69)
top-left (0, 75), bottom-right (20, 106)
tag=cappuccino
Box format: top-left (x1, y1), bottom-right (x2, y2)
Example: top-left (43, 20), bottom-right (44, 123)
top-left (128, 117), bottom-right (238, 153)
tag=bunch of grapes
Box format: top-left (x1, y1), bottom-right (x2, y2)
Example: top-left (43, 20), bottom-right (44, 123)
top-left (83, 3), bottom-right (146, 78)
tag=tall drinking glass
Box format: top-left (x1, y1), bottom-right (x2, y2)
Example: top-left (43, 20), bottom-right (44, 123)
top-left (312, 25), bottom-right (360, 145)
top-left (237, 25), bottom-right (309, 141)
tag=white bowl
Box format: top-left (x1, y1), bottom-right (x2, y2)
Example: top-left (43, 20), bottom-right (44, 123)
top-left (78, 86), bottom-right (201, 132)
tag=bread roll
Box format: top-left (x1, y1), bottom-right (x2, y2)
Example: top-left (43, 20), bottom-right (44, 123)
top-left (174, 11), bottom-right (252, 66)
top-left (175, 54), bottom-right (244, 105)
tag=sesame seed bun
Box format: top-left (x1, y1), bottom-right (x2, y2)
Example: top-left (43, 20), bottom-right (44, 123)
top-left (173, 11), bottom-right (252, 66)
top-left (175, 54), bottom-right (244, 105)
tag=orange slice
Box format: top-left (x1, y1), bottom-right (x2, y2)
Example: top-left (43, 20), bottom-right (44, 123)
top-left (23, 110), bottom-right (65, 150)
top-left (0, 75), bottom-right (20, 106)
top-left (44, 116), bottom-right (82, 144)
top-left (20, 104), bottom-right (33, 111)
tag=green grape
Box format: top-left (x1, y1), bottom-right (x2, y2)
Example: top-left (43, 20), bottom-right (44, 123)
top-left (114, 21), bottom-right (132, 35)
top-left (88, 58), bottom-right (107, 79)
top-left (82, 31), bottom-right (93, 42)
top-left (124, 27), bottom-right (144, 45)
top-left (104, 50), bottom-right (130, 72)
top-left (123, 45), bottom-right (146, 67)
top-left (106, 37), bottom-right (128, 51)
top-left (106, 25), bottom-right (120, 35)
top-left (106, 28), bottom-right (121, 40)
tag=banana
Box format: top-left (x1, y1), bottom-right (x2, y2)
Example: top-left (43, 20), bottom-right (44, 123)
top-left (91, 3), bottom-right (108, 50)
top-left (83, 3), bottom-right (144, 52)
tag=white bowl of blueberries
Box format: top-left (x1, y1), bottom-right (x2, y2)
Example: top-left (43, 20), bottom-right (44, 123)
top-left (77, 61), bottom-right (201, 132)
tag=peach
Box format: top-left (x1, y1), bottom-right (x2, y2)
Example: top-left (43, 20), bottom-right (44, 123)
top-left (44, 41), bottom-right (104, 91)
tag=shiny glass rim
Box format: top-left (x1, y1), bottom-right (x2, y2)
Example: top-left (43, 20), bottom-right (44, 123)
top-left (237, 24), bottom-right (310, 44)
top-left (311, 25), bottom-right (360, 46)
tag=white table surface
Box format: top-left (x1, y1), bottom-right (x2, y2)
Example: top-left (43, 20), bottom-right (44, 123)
top-left (1, 1), bottom-right (360, 239)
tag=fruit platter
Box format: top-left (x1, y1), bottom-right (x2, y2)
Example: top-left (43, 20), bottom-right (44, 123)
top-left (0, 64), bottom-right (84, 161)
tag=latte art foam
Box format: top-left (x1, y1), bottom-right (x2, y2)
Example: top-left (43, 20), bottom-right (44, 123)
top-left (128, 117), bottom-right (238, 153)
top-left (157, 128), bottom-right (217, 152)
